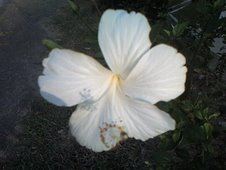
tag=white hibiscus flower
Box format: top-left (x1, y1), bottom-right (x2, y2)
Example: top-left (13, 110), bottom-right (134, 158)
top-left (38, 9), bottom-right (187, 152)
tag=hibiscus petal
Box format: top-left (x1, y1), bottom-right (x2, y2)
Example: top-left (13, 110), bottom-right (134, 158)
top-left (38, 49), bottom-right (112, 106)
top-left (122, 99), bottom-right (175, 141)
top-left (123, 44), bottom-right (187, 104)
top-left (69, 75), bottom-right (175, 152)
top-left (98, 9), bottom-right (151, 79)
top-left (69, 76), bottom-right (126, 152)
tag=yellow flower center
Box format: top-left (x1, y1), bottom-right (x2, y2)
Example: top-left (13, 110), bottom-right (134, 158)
top-left (112, 74), bottom-right (122, 87)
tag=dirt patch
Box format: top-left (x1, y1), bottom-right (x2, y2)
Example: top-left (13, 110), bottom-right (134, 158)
top-left (0, 0), bottom-right (66, 164)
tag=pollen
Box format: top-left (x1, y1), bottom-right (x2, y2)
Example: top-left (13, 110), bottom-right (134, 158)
top-left (99, 120), bottom-right (127, 149)
top-left (112, 74), bottom-right (122, 86)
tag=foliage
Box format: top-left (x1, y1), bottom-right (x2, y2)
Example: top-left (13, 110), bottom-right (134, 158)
top-left (68, 0), bottom-right (80, 14)
top-left (42, 39), bottom-right (63, 50)
top-left (153, 97), bottom-right (224, 169)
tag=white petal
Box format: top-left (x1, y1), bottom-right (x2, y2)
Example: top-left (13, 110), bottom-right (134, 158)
top-left (69, 75), bottom-right (175, 152)
top-left (122, 99), bottom-right (175, 141)
top-left (38, 49), bottom-right (112, 106)
top-left (123, 44), bottom-right (187, 104)
top-left (69, 76), bottom-right (126, 152)
top-left (98, 9), bottom-right (151, 78)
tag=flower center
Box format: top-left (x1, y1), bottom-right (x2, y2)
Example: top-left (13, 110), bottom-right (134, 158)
top-left (99, 121), bottom-right (127, 149)
top-left (112, 74), bottom-right (122, 87)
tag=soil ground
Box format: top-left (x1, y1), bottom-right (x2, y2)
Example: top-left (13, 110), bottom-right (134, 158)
top-left (0, 0), bottom-right (64, 141)
top-left (0, 1), bottom-right (157, 169)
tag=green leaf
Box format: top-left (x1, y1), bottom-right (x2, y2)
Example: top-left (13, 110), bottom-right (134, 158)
top-left (193, 111), bottom-right (203, 120)
top-left (213, 0), bottom-right (225, 10)
top-left (68, 0), bottom-right (80, 14)
top-left (172, 22), bottom-right (189, 37)
top-left (195, 98), bottom-right (205, 110)
top-left (208, 113), bottom-right (220, 120)
top-left (184, 125), bottom-right (205, 142)
top-left (149, 21), bottom-right (165, 43)
top-left (181, 100), bottom-right (193, 112)
top-left (172, 130), bottom-right (182, 143)
top-left (207, 144), bottom-right (214, 154)
top-left (203, 123), bottom-right (213, 139)
top-left (156, 102), bottom-right (172, 113)
top-left (201, 108), bottom-right (209, 119)
top-left (42, 39), bottom-right (63, 50)
top-left (177, 121), bottom-right (186, 129)
top-left (163, 29), bottom-right (171, 36)
top-left (144, 161), bottom-right (152, 167)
